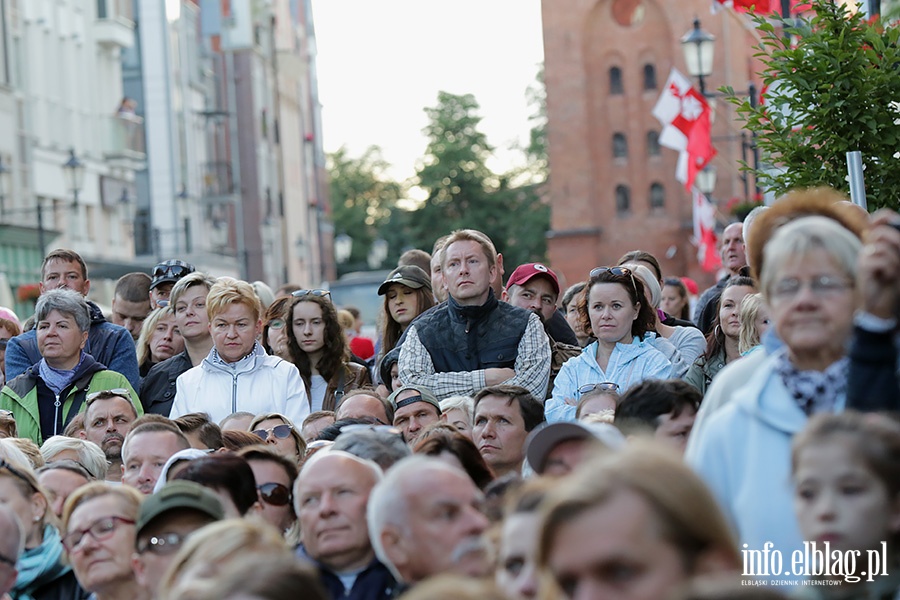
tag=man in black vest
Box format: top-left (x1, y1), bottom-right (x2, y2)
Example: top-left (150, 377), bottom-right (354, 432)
top-left (398, 229), bottom-right (550, 401)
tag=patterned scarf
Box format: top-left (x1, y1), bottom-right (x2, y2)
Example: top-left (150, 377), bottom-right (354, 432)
top-left (38, 352), bottom-right (86, 396)
top-left (773, 353), bottom-right (849, 416)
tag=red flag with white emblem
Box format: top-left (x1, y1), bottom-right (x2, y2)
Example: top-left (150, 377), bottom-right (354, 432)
top-left (692, 188), bottom-right (722, 272)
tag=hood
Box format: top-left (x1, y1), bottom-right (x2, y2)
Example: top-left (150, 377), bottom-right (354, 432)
top-left (87, 300), bottom-right (107, 325)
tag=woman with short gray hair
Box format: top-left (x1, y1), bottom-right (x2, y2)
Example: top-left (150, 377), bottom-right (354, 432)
top-left (0, 289), bottom-right (141, 445)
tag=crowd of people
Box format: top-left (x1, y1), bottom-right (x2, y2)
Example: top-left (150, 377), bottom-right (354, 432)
top-left (0, 185), bottom-right (897, 599)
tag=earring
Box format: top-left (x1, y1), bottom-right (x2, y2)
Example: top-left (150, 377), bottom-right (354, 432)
top-left (714, 324), bottom-right (722, 338)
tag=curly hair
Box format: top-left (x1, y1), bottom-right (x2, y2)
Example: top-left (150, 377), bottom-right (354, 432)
top-left (285, 294), bottom-right (348, 395)
top-left (577, 268), bottom-right (656, 340)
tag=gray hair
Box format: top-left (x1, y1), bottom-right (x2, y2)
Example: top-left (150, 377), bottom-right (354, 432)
top-left (169, 271), bottom-right (217, 308)
top-left (366, 455), bottom-right (464, 581)
top-left (439, 395), bottom-right (474, 425)
top-left (332, 429), bottom-right (411, 470)
top-left (294, 450), bottom-right (383, 524)
top-left (40, 436), bottom-right (108, 481)
top-left (0, 505), bottom-right (24, 562)
top-left (743, 205), bottom-right (769, 243)
top-left (35, 288), bottom-right (91, 332)
top-left (760, 216), bottom-right (862, 305)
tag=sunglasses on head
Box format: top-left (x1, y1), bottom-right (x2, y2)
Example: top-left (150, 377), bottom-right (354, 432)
top-left (252, 424), bottom-right (294, 441)
top-left (258, 482), bottom-right (293, 507)
top-left (0, 459), bottom-right (34, 492)
top-left (153, 264), bottom-right (191, 280)
top-left (578, 382), bottom-right (620, 396)
top-left (86, 388), bottom-right (132, 403)
top-left (291, 289), bottom-right (331, 301)
top-left (589, 266), bottom-right (638, 292)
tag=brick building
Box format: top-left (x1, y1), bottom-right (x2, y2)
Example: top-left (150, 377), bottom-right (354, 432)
top-left (541, 0), bottom-right (763, 290)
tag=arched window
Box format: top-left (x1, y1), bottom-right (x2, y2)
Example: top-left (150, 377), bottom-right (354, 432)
top-left (615, 185), bottom-right (631, 214)
top-left (612, 133), bottom-right (628, 159)
top-left (643, 64), bottom-right (657, 90)
top-left (647, 131), bottom-right (661, 156)
top-left (650, 182), bottom-right (665, 209)
top-left (609, 67), bottom-right (623, 95)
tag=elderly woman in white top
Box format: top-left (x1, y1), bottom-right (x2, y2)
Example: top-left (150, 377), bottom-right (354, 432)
top-left (688, 205), bottom-right (862, 582)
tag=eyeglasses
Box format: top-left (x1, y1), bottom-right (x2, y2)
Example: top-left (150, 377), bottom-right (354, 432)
top-left (770, 275), bottom-right (852, 300)
top-left (0, 553), bottom-right (14, 568)
top-left (153, 264), bottom-right (192, 280)
top-left (62, 516), bottom-right (136, 552)
top-left (137, 532), bottom-right (188, 556)
top-left (86, 388), bottom-right (132, 403)
top-left (0, 459), bottom-right (34, 492)
top-left (267, 318), bottom-right (286, 330)
top-left (589, 266), bottom-right (638, 292)
top-left (291, 289), bottom-right (331, 301)
top-left (578, 382), bottom-right (620, 396)
top-left (258, 482), bottom-right (293, 507)
top-left (252, 424), bottom-right (294, 441)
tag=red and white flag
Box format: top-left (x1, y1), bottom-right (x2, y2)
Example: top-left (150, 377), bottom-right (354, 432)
top-left (652, 69), bottom-right (716, 191)
top-left (712, 0), bottom-right (772, 12)
top-left (692, 188), bottom-right (722, 272)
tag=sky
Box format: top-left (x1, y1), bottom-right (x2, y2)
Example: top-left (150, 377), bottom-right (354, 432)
top-left (310, 0), bottom-right (545, 193)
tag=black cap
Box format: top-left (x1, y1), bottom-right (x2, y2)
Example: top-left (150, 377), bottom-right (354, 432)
top-left (150, 259), bottom-right (195, 290)
top-left (377, 266), bottom-right (432, 296)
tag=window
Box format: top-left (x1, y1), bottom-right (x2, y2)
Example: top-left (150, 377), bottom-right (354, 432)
top-left (647, 131), bottom-right (661, 156)
top-left (612, 133), bottom-right (628, 159)
top-left (615, 185), bottom-right (631, 214)
top-left (643, 64), bottom-right (657, 90)
top-left (650, 183), bottom-right (665, 209)
top-left (609, 67), bottom-right (623, 95)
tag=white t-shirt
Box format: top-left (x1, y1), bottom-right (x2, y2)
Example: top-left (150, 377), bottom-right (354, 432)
top-left (310, 374), bottom-right (327, 413)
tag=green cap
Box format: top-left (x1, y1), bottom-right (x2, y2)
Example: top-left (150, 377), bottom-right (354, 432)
top-left (136, 480), bottom-right (224, 536)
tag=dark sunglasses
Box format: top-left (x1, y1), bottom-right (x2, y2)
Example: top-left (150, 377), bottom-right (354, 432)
top-left (258, 482), bottom-right (293, 507)
top-left (589, 266), bottom-right (638, 292)
top-left (578, 382), bottom-right (620, 396)
top-left (252, 424), bottom-right (293, 441)
top-left (153, 264), bottom-right (191, 280)
top-left (291, 289), bottom-right (331, 301)
top-left (137, 531), bottom-right (188, 556)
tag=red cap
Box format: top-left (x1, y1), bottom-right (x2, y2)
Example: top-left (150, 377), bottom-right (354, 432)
top-left (681, 277), bottom-right (699, 295)
top-left (506, 263), bottom-right (560, 295)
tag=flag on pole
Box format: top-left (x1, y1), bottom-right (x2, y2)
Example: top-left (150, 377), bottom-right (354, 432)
top-left (692, 188), bottom-right (722, 272)
top-left (652, 69), bottom-right (717, 192)
top-left (712, 0), bottom-right (772, 12)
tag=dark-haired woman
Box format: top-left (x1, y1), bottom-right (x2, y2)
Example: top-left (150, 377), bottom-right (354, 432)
top-left (684, 277), bottom-right (756, 395)
top-left (286, 291), bottom-right (370, 413)
top-left (545, 267), bottom-right (671, 423)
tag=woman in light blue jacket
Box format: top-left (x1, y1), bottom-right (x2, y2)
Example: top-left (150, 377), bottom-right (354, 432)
top-left (546, 267), bottom-right (671, 423)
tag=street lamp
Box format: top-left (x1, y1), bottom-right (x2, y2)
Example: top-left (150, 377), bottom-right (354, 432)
top-left (367, 238), bottom-right (388, 270)
top-left (680, 18), bottom-right (715, 96)
top-left (62, 149), bottom-right (85, 208)
top-left (696, 165), bottom-right (717, 196)
top-left (0, 156), bottom-right (10, 217)
top-left (119, 187), bottom-right (135, 224)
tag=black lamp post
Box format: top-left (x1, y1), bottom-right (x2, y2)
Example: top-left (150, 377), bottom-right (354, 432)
top-left (62, 149), bottom-right (85, 208)
top-left (680, 18), bottom-right (715, 96)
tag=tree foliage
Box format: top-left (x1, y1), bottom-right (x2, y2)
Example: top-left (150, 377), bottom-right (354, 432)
top-left (726, 0), bottom-right (900, 209)
top-left (327, 146), bottom-right (403, 275)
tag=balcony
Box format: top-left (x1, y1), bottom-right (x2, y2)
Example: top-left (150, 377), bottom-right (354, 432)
top-left (94, 0), bottom-right (135, 49)
top-left (102, 114), bottom-right (146, 165)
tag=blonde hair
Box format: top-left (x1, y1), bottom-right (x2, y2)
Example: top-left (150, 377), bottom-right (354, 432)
top-left (61, 482), bottom-right (143, 533)
top-left (205, 277), bottom-right (262, 322)
top-left (157, 518), bottom-right (290, 600)
top-left (439, 395), bottom-right (474, 424)
top-left (247, 413), bottom-right (306, 463)
top-left (337, 309), bottom-right (355, 331)
top-left (538, 443), bottom-right (739, 574)
top-left (440, 229), bottom-right (497, 269)
top-left (40, 436), bottom-right (108, 481)
top-left (738, 293), bottom-right (767, 354)
top-left (5, 438), bottom-right (44, 469)
top-left (135, 306), bottom-right (175, 366)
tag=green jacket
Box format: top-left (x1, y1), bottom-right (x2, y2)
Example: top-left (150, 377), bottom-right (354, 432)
top-left (0, 356), bottom-right (141, 445)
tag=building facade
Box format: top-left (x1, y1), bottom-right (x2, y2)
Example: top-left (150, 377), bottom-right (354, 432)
top-left (542, 0), bottom-right (762, 289)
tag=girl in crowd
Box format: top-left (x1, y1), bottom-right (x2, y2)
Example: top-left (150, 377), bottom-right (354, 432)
top-left (738, 293), bottom-right (770, 355)
top-left (1, 458), bottom-right (83, 599)
top-left (575, 382), bottom-right (619, 421)
top-left (661, 277), bottom-right (692, 322)
top-left (135, 307), bottom-right (184, 377)
top-left (62, 483), bottom-right (147, 600)
top-left (560, 283), bottom-right (590, 347)
top-left (546, 267), bottom-right (671, 423)
top-left (261, 297), bottom-right (292, 360)
top-left (248, 412), bottom-right (307, 466)
top-left (376, 265), bottom-right (435, 361)
top-left (684, 276), bottom-right (756, 395)
top-left (237, 446), bottom-right (299, 542)
top-left (621, 262), bottom-right (706, 378)
top-left (792, 411), bottom-right (900, 594)
top-left (286, 290), bottom-right (370, 412)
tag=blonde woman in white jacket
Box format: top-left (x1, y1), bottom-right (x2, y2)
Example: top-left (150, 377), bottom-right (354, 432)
top-left (169, 278), bottom-right (310, 425)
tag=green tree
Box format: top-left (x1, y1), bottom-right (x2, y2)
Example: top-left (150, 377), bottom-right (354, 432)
top-left (327, 146), bottom-right (403, 276)
top-left (726, 1), bottom-right (900, 209)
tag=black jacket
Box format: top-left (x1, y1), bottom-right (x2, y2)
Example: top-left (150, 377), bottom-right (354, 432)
top-left (296, 545), bottom-right (397, 600)
top-left (139, 351), bottom-right (194, 416)
top-left (846, 325), bottom-right (900, 411)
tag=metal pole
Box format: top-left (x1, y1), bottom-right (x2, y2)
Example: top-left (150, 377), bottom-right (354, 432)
top-left (846, 151), bottom-right (867, 210)
top-left (748, 83), bottom-right (761, 197)
top-left (36, 202), bottom-right (45, 257)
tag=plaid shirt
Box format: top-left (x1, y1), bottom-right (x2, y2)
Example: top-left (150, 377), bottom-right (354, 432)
top-left (398, 312), bottom-right (551, 400)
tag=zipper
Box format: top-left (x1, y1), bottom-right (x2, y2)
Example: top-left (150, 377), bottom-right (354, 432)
top-left (53, 394), bottom-right (61, 436)
top-left (232, 372), bottom-right (238, 414)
